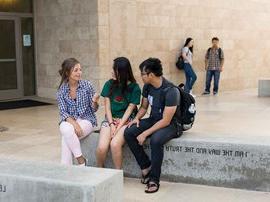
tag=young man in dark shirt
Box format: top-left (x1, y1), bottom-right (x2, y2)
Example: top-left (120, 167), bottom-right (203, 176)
top-left (124, 58), bottom-right (181, 193)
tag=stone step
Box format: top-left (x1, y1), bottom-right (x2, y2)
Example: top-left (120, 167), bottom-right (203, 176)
top-left (0, 158), bottom-right (123, 202)
top-left (80, 132), bottom-right (270, 192)
top-left (258, 78), bottom-right (270, 97)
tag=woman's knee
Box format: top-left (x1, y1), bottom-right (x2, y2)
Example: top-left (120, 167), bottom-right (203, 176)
top-left (77, 119), bottom-right (93, 135)
top-left (110, 139), bottom-right (123, 151)
top-left (96, 145), bottom-right (108, 155)
top-left (59, 122), bottom-right (74, 136)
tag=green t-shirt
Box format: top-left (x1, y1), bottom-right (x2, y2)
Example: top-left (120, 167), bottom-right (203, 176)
top-left (101, 79), bottom-right (141, 118)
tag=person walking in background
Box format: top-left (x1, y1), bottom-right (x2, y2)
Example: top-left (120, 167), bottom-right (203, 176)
top-left (96, 57), bottom-right (141, 169)
top-left (182, 37), bottom-right (197, 97)
top-left (57, 58), bottom-right (99, 166)
top-left (202, 37), bottom-right (224, 95)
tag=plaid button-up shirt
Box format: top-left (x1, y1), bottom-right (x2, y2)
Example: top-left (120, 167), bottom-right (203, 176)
top-left (205, 48), bottom-right (224, 70)
top-left (57, 80), bottom-right (97, 126)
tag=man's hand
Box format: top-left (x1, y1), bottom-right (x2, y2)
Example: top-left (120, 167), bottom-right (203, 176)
top-left (127, 118), bottom-right (140, 128)
top-left (220, 67), bottom-right (224, 72)
top-left (137, 133), bottom-right (147, 145)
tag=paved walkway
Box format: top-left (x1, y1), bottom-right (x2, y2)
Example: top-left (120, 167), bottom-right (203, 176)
top-left (124, 178), bottom-right (270, 202)
top-left (0, 89), bottom-right (270, 201)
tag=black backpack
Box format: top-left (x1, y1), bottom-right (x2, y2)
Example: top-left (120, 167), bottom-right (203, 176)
top-left (175, 56), bottom-right (184, 70)
top-left (161, 83), bottom-right (196, 133)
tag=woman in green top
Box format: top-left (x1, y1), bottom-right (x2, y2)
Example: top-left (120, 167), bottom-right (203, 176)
top-left (96, 57), bottom-right (141, 169)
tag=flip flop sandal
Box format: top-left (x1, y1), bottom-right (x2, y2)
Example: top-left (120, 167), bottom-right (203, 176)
top-left (145, 182), bottom-right (160, 194)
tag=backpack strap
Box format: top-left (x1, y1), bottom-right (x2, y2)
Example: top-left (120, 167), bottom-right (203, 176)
top-left (218, 48), bottom-right (222, 60)
top-left (159, 84), bottom-right (179, 112)
top-left (207, 47), bottom-right (211, 58)
top-left (159, 85), bottom-right (183, 134)
top-left (159, 86), bottom-right (172, 108)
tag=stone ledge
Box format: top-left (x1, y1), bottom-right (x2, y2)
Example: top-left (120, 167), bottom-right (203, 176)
top-left (80, 132), bottom-right (270, 192)
top-left (0, 158), bottom-right (123, 202)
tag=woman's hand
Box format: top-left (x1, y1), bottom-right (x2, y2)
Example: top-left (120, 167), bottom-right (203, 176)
top-left (66, 117), bottom-right (83, 137)
top-left (113, 122), bottom-right (123, 137)
top-left (73, 122), bottom-right (83, 137)
top-left (92, 93), bottom-right (100, 103)
top-left (92, 93), bottom-right (100, 111)
top-left (110, 124), bottom-right (116, 138)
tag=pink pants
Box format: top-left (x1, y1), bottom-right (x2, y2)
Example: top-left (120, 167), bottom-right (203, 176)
top-left (59, 118), bottom-right (94, 165)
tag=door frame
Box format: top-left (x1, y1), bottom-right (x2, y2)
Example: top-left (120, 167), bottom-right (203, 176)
top-left (0, 15), bottom-right (24, 100)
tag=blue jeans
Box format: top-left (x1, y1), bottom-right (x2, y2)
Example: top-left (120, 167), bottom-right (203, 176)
top-left (183, 63), bottom-right (197, 93)
top-left (205, 70), bottom-right (221, 93)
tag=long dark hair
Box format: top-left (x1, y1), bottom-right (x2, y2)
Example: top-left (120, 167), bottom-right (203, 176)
top-left (58, 58), bottom-right (79, 89)
top-left (109, 57), bottom-right (136, 96)
top-left (184, 37), bottom-right (193, 53)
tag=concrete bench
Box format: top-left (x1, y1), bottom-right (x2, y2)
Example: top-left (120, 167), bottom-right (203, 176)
top-left (258, 78), bottom-right (270, 97)
top-left (0, 158), bottom-right (123, 202)
top-left (80, 132), bottom-right (270, 192)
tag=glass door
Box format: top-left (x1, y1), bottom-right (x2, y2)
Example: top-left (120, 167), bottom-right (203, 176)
top-left (0, 16), bottom-right (23, 100)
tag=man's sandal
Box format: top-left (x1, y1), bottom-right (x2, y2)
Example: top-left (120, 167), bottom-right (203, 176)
top-left (145, 182), bottom-right (160, 194)
top-left (141, 171), bottom-right (150, 184)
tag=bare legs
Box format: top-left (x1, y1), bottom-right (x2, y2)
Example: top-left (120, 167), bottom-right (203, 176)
top-left (96, 125), bottom-right (126, 169)
top-left (96, 126), bottom-right (111, 167)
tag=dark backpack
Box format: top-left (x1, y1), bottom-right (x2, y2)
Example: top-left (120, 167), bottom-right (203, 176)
top-left (161, 83), bottom-right (196, 133)
top-left (175, 56), bottom-right (184, 70)
top-left (207, 47), bottom-right (222, 60)
top-left (176, 48), bottom-right (189, 70)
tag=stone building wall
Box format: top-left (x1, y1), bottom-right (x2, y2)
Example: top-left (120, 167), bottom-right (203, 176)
top-left (98, 0), bottom-right (270, 94)
top-left (35, 0), bottom-right (270, 98)
top-left (35, 0), bottom-right (99, 99)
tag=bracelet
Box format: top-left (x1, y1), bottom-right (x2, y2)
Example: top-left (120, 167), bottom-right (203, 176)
top-left (109, 122), bottom-right (115, 126)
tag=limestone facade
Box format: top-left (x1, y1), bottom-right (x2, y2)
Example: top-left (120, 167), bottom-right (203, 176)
top-left (35, 0), bottom-right (270, 98)
top-left (35, 0), bottom-right (99, 99)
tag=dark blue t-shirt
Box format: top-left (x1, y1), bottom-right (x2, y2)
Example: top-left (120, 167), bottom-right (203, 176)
top-left (142, 77), bottom-right (180, 121)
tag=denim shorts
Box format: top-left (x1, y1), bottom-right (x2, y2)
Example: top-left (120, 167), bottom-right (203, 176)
top-left (101, 117), bottom-right (132, 128)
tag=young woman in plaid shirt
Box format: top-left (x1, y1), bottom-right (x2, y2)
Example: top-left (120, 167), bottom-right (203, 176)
top-left (57, 58), bottom-right (99, 166)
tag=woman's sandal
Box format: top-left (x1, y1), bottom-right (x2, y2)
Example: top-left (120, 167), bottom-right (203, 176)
top-left (145, 182), bottom-right (160, 194)
top-left (141, 171), bottom-right (150, 184)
